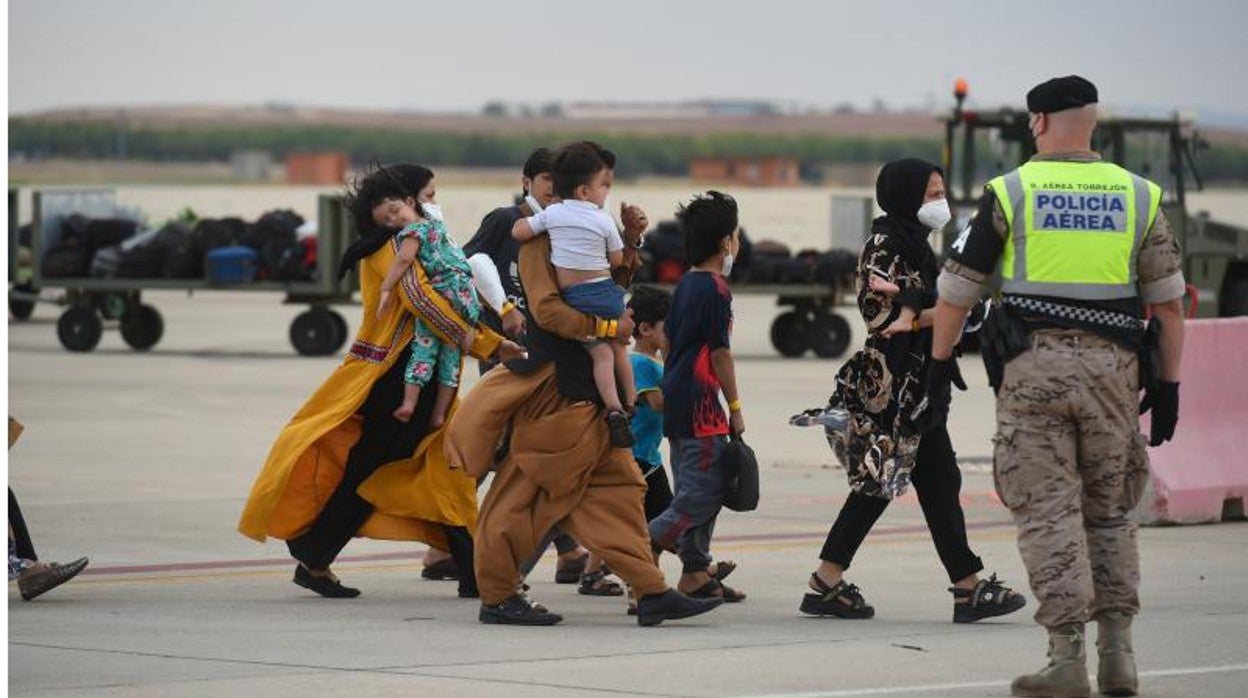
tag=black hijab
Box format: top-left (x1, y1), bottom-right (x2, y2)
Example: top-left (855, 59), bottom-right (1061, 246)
top-left (873, 158), bottom-right (942, 283)
top-left (337, 164), bottom-right (434, 280)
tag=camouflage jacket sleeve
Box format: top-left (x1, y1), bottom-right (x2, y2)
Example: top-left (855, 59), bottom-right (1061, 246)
top-left (1137, 209), bottom-right (1186, 304)
top-left (938, 188), bottom-right (1006, 307)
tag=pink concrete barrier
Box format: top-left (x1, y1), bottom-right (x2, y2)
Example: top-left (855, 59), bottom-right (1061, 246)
top-left (1135, 317), bottom-right (1248, 524)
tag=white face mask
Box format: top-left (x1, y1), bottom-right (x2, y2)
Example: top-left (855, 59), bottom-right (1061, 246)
top-left (721, 253), bottom-right (735, 278)
top-left (916, 199), bottom-right (952, 230)
top-left (524, 195), bottom-right (544, 213)
top-left (422, 202), bottom-right (444, 221)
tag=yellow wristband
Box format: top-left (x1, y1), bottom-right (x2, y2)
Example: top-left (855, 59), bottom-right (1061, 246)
top-left (728, 399), bottom-right (743, 412)
top-left (911, 318), bottom-right (920, 333)
top-left (595, 317), bottom-right (609, 338)
top-left (608, 319), bottom-right (618, 338)
top-left (500, 301), bottom-right (516, 317)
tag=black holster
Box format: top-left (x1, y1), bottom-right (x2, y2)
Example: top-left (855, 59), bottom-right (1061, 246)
top-left (1138, 317), bottom-right (1162, 395)
top-left (980, 302), bottom-right (1030, 394)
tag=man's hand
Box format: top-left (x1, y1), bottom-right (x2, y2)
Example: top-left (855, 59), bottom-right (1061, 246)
top-left (501, 309), bottom-right (526, 339)
top-left (613, 309), bottom-right (635, 345)
top-left (1140, 380), bottom-right (1179, 446)
top-left (729, 408), bottom-right (745, 436)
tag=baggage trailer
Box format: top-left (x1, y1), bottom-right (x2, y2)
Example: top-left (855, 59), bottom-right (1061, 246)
top-left (17, 188), bottom-right (360, 356)
top-left (636, 280), bottom-right (854, 359)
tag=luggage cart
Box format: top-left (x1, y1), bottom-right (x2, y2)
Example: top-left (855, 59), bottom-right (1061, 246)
top-left (23, 188), bottom-right (359, 356)
top-left (635, 281), bottom-right (854, 359)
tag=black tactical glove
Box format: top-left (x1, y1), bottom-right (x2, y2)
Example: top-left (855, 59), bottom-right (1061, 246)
top-left (909, 357), bottom-right (965, 434)
top-left (1139, 380), bottom-right (1179, 447)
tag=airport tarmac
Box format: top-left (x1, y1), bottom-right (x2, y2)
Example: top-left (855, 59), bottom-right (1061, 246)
top-left (8, 290), bottom-right (1247, 697)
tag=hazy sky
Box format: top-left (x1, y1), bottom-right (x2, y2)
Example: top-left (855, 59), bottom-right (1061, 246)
top-left (9, 0), bottom-right (1248, 119)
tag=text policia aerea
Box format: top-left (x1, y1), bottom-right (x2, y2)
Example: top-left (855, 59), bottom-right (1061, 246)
top-left (1032, 182), bottom-right (1129, 232)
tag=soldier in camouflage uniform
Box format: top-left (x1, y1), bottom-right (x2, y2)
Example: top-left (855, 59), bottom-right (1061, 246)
top-left (921, 76), bottom-right (1185, 697)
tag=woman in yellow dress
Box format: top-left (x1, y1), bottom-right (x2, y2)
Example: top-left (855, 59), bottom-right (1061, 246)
top-left (238, 165), bottom-right (524, 598)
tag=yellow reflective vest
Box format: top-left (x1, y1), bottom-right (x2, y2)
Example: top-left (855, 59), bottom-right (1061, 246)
top-left (990, 160), bottom-right (1161, 301)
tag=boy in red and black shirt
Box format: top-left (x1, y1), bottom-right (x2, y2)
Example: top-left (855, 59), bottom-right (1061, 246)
top-left (648, 191), bottom-right (747, 603)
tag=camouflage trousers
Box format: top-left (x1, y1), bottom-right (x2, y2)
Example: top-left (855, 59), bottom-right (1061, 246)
top-left (993, 329), bottom-right (1150, 629)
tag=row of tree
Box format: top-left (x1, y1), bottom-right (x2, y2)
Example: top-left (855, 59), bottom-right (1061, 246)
top-left (10, 118), bottom-right (1248, 183)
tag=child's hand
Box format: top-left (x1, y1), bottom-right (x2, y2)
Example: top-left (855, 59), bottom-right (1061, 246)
top-left (377, 290), bottom-right (395, 318)
top-left (869, 275), bottom-right (901, 296)
top-left (501, 309), bottom-right (527, 339)
top-left (881, 307), bottom-right (917, 338)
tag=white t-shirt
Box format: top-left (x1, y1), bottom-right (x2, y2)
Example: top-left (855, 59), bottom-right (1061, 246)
top-left (525, 199), bottom-right (624, 271)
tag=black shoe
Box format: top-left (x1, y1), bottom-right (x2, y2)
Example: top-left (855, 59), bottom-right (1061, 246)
top-left (950, 573), bottom-right (1026, 623)
top-left (554, 553), bottom-right (589, 584)
top-left (479, 594), bottom-right (564, 625)
top-left (293, 565), bottom-right (360, 598)
top-left (421, 557), bottom-right (460, 581)
top-left (636, 589), bottom-right (723, 627)
top-left (606, 410), bottom-right (635, 448)
top-left (799, 573), bottom-right (874, 619)
top-left (17, 557), bottom-right (89, 601)
top-left (458, 583), bottom-right (479, 599)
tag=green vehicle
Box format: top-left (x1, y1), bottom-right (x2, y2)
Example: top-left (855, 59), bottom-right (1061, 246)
top-left (940, 80), bottom-right (1248, 317)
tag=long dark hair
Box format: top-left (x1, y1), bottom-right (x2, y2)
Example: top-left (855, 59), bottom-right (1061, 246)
top-left (337, 164), bottom-right (434, 279)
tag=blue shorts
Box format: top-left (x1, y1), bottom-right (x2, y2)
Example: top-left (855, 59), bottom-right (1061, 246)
top-left (562, 279), bottom-right (626, 319)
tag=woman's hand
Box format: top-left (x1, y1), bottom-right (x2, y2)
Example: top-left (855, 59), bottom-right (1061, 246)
top-left (729, 408), bottom-right (746, 436)
top-left (880, 307), bottom-right (917, 338)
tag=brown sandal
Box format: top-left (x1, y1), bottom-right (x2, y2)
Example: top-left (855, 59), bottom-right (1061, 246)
top-left (687, 578), bottom-right (747, 603)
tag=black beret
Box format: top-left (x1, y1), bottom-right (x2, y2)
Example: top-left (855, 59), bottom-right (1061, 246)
top-left (1026, 75), bottom-right (1098, 114)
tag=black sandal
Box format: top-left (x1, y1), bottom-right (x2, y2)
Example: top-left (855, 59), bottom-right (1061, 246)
top-left (709, 560), bottom-right (737, 582)
top-left (687, 578), bottom-right (747, 603)
top-left (950, 573), bottom-right (1026, 623)
top-left (578, 568), bottom-right (625, 597)
top-left (554, 553), bottom-right (589, 584)
top-left (420, 557), bottom-right (460, 581)
top-left (799, 573), bottom-right (873, 619)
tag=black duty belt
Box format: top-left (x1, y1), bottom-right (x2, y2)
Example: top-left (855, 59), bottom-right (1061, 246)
top-left (1002, 296), bottom-right (1146, 333)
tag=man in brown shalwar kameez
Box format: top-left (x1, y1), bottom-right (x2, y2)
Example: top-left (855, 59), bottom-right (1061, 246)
top-left (446, 181), bottom-right (724, 626)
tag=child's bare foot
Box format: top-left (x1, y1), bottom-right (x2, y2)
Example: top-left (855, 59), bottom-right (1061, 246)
top-left (429, 412), bottom-right (447, 429)
top-left (869, 275), bottom-right (900, 296)
top-left (393, 403), bottom-right (415, 422)
top-left (497, 339), bottom-right (528, 362)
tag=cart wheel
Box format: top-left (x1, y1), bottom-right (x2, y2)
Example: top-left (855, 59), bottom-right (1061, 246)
top-left (770, 312), bottom-right (810, 358)
top-left (290, 309), bottom-right (344, 356)
top-left (9, 283), bottom-right (36, 320)
top-left (120, 304), bottom-right (164, 351)
top-left (57, 307), bottom-right (103, 352)
top-left (327, 310), bottom-right (349, 348)
top-left (808, 312), bottom-right (851, 359)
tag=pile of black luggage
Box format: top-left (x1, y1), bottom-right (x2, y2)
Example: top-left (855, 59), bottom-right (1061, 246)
top-left (633, 221), bottom-right (857, 289)
top-left (38, 209), bottom-right (317, 283)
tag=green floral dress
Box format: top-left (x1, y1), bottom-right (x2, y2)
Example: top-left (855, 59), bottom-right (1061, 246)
top-left (397, 219), bottom-right (480, 388)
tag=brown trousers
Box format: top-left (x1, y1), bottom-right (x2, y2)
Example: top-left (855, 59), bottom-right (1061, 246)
top-left (447, 364), bottom-right (668, 605)
top-left (993, 329), bottom-right (1149, 629)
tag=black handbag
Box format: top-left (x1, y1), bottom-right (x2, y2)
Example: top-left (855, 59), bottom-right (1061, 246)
top-left (721, 433), bottom-right (759, 512)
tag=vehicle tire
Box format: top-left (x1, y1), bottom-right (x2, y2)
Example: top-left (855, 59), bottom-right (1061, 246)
top-left (290, 308), bottom-right (343, 356)
top-left (808, 312), bottom-right (852, 359)
top-left (770, 311), bottom-right (810, 358)
top-left (120, 304), bottom-right (164, 351)
top-left (57, 307), bottom-right (103, 352)
top-left (9, 283), bottom-right (36, 320)
top-left (327, 310), bottom-right (349, 349)
top-left (1218, 264), bottom-right (1248, 317)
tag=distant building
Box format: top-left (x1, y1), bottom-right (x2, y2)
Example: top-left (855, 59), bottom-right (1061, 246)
top-left (562, 100), bottom-right (781, 120)
top-left (285, 152), bottom-right (349, 185)
top-left (231, 150), bottom-right (274, 181)
top-left (690, 156), bottom-right (800, 187)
